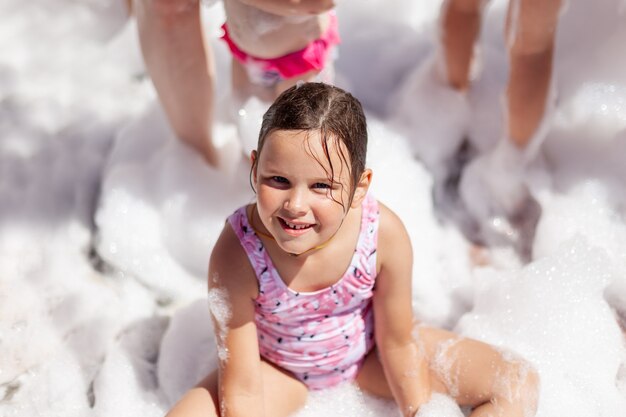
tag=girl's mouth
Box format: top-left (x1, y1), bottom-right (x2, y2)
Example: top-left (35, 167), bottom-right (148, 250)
top-left (279, 218), bottom-right (314, 235)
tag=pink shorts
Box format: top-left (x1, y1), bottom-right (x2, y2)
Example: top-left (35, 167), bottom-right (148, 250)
top-left (220, 13), bottom-right (340, 87)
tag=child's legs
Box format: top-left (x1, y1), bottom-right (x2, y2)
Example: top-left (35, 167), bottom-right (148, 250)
top-left (165, 370), bottom-right (220, 417)
top-left (357, 347), bottom-right (450, 399)
top-left (441, 0), bottom-right (488, 90)
top-left (357, 326), bottom-right (539, 417)
top-left (166, 359), bottom-right (308, 417)
top-left (505, 0), bottom-right (562, 147)
top-left (420, 326), bottom-right (539, 416)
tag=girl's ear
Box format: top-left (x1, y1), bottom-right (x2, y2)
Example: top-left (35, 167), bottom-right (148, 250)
top-left (250, 150), bottom-right (258, 182)
top-left (350, 169), bottom-right (372, 208)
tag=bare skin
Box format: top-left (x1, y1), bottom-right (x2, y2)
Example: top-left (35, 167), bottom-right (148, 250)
top-left (166, 360), bottom-right (308, 417)
top-left (441, 0), bottom-right (562, 147)
top-left (166, 325), bottom-right (539, 417)
top-left (225, 0), bottom-right (335, 101)
top-left (357, 327), bottom-right (539, 417)
top-left (223, 0), bottom-right (332, 59)
top-left (441, 0), bottom-right (485, 91)
top-left (505, 0), bottom-right (561, 147)
top-left (134, 0), bottom-right (221, 167)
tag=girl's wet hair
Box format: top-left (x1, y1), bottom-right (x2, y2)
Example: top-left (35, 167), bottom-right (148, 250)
top-left (252, 82), bottom-right (368, 204)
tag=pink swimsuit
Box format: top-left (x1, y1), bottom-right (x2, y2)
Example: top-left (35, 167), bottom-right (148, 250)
top-left (220, 13), bottom-right (340, 87)
top-left (227, 194), bottom-right (379, 390)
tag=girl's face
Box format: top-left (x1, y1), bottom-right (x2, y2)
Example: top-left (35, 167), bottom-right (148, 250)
top-left (253, 129), bottom-right (367, 256)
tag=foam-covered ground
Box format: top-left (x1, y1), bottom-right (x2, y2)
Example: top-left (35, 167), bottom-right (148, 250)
top-left (1, 0), bottom-right (626, 416)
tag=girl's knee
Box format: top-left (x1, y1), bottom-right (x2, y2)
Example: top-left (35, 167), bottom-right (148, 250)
top-left (165, 384), bottom-right (220, 417)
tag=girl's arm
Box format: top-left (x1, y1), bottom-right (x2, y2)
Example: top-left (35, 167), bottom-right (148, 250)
top-left (373, 204), bottom-right (431, 417)
top-left (238, 0), bottom-right (335, 16)
top-left (208, 224), bottom-right (265, 417)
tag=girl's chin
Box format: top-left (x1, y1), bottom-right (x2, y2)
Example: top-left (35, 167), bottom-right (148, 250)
top-left (274, 237), bottom-right (321, 256)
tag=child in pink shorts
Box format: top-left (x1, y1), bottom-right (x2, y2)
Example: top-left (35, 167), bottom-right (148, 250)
top-left (221, 0), bottom-right (340, 101)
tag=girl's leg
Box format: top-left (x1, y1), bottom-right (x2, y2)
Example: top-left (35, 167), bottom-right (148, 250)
top-left (505, 0), bottom-right (562, 148)
top-left (166, 360), bottom-right (308, 417)
top-left (440, 0), bottom-right (488, 90)
top-left (357, 326), bottom-right (539, 417)
top-left (419, 326), bottom-right (539, 416)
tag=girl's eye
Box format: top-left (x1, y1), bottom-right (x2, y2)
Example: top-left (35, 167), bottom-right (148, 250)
top-left (313, 182), bottom-right (331, 190)
top-left (271, 176), bottom-right (289, 184)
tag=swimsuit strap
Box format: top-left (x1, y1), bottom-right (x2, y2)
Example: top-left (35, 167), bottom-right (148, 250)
top-left (227, 193), bottom-right (379, 293)
top-left (227, 206), bottom-right (272, 282)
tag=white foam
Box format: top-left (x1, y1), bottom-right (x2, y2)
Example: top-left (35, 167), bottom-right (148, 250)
top-left (415, 393), bottom-right (464, 417)
top-left (207, 284), bottom-right (232, 361)
top-left (294, 384), bottom-right (397, 417)
top-left (2, 0), bottom-right (626, 416)
top-left (92, 316), bottom-right (169, 417)
top-left (157, 300), bottom-right (217, 404)
top-left (457, 238), bottom-right (626, 417)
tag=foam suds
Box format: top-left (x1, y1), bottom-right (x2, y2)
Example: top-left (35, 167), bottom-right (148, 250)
top-left (2, 0), bottom-right (626, 416)
top-left (415, 393), bottom-right (464, 417)
top-left (207, 281), bottom-right (232, 362)
top-left (430, 337), bottom-right (463, 398)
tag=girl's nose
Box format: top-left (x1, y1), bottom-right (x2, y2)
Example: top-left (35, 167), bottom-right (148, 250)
top-left (284, 187), bottom-right (308, 215)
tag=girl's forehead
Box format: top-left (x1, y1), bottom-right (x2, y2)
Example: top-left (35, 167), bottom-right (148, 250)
top-left (260, 130), bottom-right (350, 178)
top-left (264, 129), bottom-right (320, 146)
top-left (263, 129), bottom-right (345, 156)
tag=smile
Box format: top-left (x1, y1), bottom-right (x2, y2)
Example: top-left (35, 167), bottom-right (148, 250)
top-left (279, 218), bottom-right (314, 234)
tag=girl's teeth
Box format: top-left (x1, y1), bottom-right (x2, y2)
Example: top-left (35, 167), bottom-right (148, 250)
top-left (286, 221), bottom-right (308, 230)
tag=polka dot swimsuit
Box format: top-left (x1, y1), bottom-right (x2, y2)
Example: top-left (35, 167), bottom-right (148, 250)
top-left (227, 194), bottom-right (379, 390)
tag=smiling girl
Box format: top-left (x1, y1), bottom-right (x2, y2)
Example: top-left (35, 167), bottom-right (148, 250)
top-left (166, 82), bottom-right (539, 417)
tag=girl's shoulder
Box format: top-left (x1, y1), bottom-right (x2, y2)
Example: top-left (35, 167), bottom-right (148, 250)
top-left (209, 210), bottom-right (259, 298)
top-left (375, 200), bottom-right (407, 235)
top-left (211, 216), bottom-right (247, 266)
top-left (374, 200), bottom-right (412, 269)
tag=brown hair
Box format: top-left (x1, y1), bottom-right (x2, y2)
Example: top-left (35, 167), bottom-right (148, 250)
top-left (252, 82), bottom-right (368, 205)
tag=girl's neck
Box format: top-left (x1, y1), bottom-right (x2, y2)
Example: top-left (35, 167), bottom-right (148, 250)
top-left (249, 204), bottom-right (364, 293)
